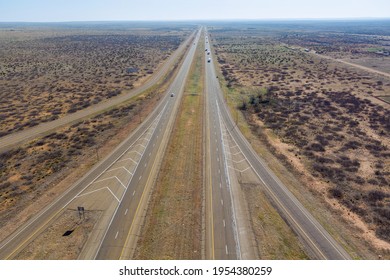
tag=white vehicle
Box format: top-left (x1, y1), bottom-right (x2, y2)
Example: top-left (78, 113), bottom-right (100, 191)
top-left (170, 93), bottom-right (175, 97)
top-left (207, 58), bottom-right (211, 63)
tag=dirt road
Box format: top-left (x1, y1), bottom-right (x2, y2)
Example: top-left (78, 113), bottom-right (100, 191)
top-left (314, 53), bottom-right (390, 79)
top-left (0, 31), bottom-right (196, 153)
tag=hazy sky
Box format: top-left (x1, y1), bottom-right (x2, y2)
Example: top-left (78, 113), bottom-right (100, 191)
top-left (0, 0), bottom-right (389, 22)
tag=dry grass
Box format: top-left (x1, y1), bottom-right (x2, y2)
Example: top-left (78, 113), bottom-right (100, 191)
top-left (241, 182), bottom-right (308, 259)
top-left (0, 42), bottom-right (185, 244)
top-left (209, 24), bottom-right (390, 259)
top-left (134, 40), bottom-right (204, 259)
top-left (278, 28), bottom-right (390, 74)
top-left (14, 209), bottom-right (102, 260)
top-left (0, 23), bottom-right (191, 137)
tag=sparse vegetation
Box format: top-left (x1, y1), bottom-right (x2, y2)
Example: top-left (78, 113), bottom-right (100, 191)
top-left (0, 23), bottom-right (191, 136)
top-left (209, 22), bottom-right (390, 251)
top-left (0, 22), bottom-right (193, 242)
top-left (0, 97), bottom-right (143, 228)
top-left (14, 209), bottom-right (102, 260)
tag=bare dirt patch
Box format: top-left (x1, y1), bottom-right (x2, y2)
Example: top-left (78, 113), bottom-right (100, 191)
top-left (14, 209), bottom-right (102, 260)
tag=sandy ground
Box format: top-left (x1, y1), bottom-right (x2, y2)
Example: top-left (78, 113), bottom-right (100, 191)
top-left (14, 209), bottom-right (102, 260)
top-left (0, 49), bottom-right (183, 256)
top-left (208, 29), bottom-right (390, 258)
top-left (255, 119), bottom-right (390, 252)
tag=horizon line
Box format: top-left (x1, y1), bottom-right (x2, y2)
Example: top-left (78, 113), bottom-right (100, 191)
top-left (1, 17), bottom-right (390, 24)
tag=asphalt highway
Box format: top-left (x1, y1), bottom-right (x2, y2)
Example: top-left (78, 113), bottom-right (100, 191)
top-left (0, 26), bottom-right (352, 260)
top-left (95, 29), bottom-right (202, 260)
top-left (0, 29), bottom-right (201, 260)
top-left (0, 30), bottom-right (197, 153)
top-left (205, 28), bottom-right (351, 260)
top-left (204, 34), bottom-right (240, 260)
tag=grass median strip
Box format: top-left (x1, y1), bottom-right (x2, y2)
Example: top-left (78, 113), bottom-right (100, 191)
top-left (134, 39), bottom-right (204, 259)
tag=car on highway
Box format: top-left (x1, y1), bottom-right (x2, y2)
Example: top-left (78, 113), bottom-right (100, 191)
top-left (207, 58), bottom-right (211, 63)
top-left (170, 93), bottom-right (175, 97)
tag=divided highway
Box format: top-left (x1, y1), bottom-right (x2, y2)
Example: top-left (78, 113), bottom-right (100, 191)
top-left (204, 28), bottom-right (351, 260)
top-left (0, 29), bottom-right (202, 260)
top-left (0, 26), bottom-right (352, 260)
